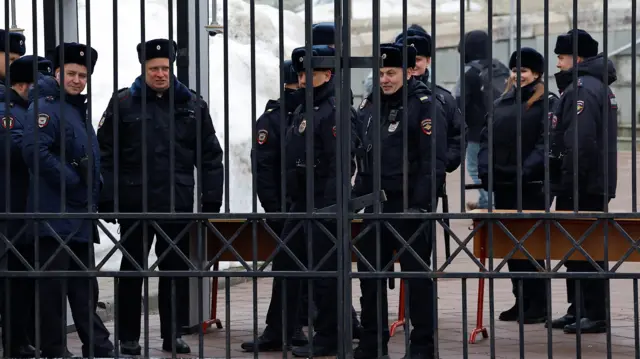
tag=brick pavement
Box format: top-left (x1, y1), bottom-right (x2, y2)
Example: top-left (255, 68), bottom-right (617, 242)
top-left (65, 152), bottom-right (640, 358)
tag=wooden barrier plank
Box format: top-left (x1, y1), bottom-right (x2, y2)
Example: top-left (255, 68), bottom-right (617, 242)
top-left (471, 210), bottom-right (640, 262)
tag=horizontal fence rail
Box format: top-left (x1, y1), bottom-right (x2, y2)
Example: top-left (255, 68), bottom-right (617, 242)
top-left (0, 0), bottom-right (637, 358)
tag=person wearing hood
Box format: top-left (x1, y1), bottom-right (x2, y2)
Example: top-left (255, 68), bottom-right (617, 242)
top-left (455, 30), bottom-right (498, 211)
top-left (353, 43), bottom-right (447, 359)
top-left (0, 35), bottom-right (46, 357)
top-left (547, 29), bottom-right (617, 335)
top-left (21, 42), bottom-right (115, 358)
top-left (97, 38), bottom-right (224, 355)
top-left (477, 47), bottom-right (559, 324)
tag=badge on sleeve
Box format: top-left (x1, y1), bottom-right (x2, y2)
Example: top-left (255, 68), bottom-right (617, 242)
top-left (549, 112), bottom-right (558, 129)
top-left (38, 114), bottom-right (50, 128)
top-left (332, 125), bottom-right (336, 137)
top-left (98, 113), bottom-right (106, 129)
top-left (609, 94), bottom-right (618, 109)
top-left (576, 100), bottom-right (585, 115)
top-left (1, 116), bottom-right (14, 129)
top-left (421, 119), bottom-right (432, 135)
top-left (388, 122), bottom-right (398, 133)
top-left (298, 119), bottom-right (307, 134)
top-left (257, 129), bottom-right (268, 145)
top-left (359, 98), bottom-right (368, 110)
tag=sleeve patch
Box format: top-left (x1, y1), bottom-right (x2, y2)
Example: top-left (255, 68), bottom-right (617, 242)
top-left (609, 94), bottom-right (618, 109)
top-left (332, 125), bottom-right (337, 137)
top-left (38, 114), bottom-right (50, 128)
top-left (576, 100), bottom-right (585, 115)
top-left (549, 112), bottom-right (558, 129)
top-left (257, 129), bottom-right (268, 145)
top-left (421, 118), bottom-right (432, 135)
top-left (98, 113), bottom-right (106, 129)
top-left (1, 116), bottom-right (14, 129)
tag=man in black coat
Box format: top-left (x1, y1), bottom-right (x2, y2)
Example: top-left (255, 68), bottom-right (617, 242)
top-left (97, 38), bottom-right (224, 354)
top-left (353, 43), bottom-right (448, 359)
top-left (548, 29), bottom-right (617, 334)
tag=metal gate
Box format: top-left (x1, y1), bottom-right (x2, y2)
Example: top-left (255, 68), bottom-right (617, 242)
top-left (0, 0), bottom-right (639, 358)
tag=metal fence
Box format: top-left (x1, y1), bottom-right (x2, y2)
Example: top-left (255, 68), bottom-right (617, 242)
top-left (0, 0), bottom-right (639, 358)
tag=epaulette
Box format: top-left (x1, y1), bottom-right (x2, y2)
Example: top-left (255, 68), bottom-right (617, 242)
top-left (436, 84), bottom-right (452, 95)
top-left (45, 95), bottom-right (55, 103)
top-left (417, 94), bottom-right (431, 103)
top-left (117, 87), bottom-right (130, 100)
top-left (358, 98), bottom-right (368, 110)
top-left (189, 89), bottom-right (208, 108)
top-left (265, 108), bottom-right (274, 113)
top-left (189, 89), bottom-right (206, 100)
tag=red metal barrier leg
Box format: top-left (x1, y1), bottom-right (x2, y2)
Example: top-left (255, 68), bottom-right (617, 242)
top-left (389, 280), bottom-right (405, 337)
top-left (469, 254), bottom-right (488, 344)
top-left (202, 261), bottom-right (223, 331)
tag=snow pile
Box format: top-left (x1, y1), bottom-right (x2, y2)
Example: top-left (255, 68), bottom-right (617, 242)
top-left (304, 0), bottom-right (482, 22)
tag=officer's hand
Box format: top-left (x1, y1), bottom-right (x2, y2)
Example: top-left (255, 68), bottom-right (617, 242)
top-left (202, 202), bottom-right (221, 213)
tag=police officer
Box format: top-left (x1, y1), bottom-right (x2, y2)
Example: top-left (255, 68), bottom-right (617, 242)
top-left (548, 29), bottom-right (617, 334)
top-left (353, 43), bottom-right (447, 359)
top-left (308, 21), bottom-right (363, 339)
top-left (247, 60), bottom-right (308, 350)
top-left (0, 32), bottom-right (39, 358)
top-left (477, 47), bottom-right (558, 324)
top-left (20, 42), bottom-right (114, 358)
top-left (97, 38), bottom-right (224, 354)
top-left (395, 26), bottom-right (463, 174)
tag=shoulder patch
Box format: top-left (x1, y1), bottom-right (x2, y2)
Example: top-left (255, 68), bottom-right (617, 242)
top-left (1, 116), bottom-right (15, 129)
top-left (576, 100), bottom-right (585, 115)
top-left (577, 78), bottom-right (584, 87)
top-left (332, 125), bottom-right (337, 138)
top-left (265, 108), bottom-right (274, 113)
top-left (98, 112), bottom-right (106, 129)
top-left (549, 112), bottom-right (558, 129)
top-left (38, 113), bottom-right (50, 128)
top-left (421, 118), bottom-right (432, 135)
top-left (418, 95), bottom-right (430, 103)
top-left (609, 94), bottom-right (618, 109)
top-left (117, 87), bottom-right (131, 101)
top-left (257, 129), bottom-right (268, 145)
top-left (359, 98), bottom-right (368, 109)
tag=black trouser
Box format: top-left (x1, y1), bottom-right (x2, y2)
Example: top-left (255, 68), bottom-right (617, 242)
top-left (36, 238), bottom-right (113, 357)
top-left (1, 241), bottom-right (35, 356)
top-left (264, 200), bottom-right (342, 346)
top-left (555, 195), bottom-right (607, 321)
top-left (116, 220), bottom-right (191, 341)
top-left (356, 198), bottom-right (434, 349)
top-left (494, 186), bottom-right (547, 309)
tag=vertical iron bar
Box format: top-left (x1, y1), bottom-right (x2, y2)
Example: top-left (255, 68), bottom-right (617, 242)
top-left (169, 0), bottom-right (175, 213)
top-left (31, 0), bottom-right (41, 354)
top-left (225, 277), bottom-right (231, 359)
top-left (515, 0), bottom-right (522, 211)
top-left (84, 1), bottom-right (96, 356)
top-left (542, 1), bottom-right (553, 355)
top-left (486, 1), bottom-right (496, 358)
top-left (601, 3), bottom-right (612, 358)
top-left (634, 279), bottom-right (639, 359)
top-left (303, 0), bottom-right (315, 355)
top-left (248, 1), bottom-right (259, 358)
top-left (571, 0), bottom-right (579, 211)
top-left (223, 0), bottom-right (230, 213)
top-left (632, 0), bottom-right (638, 213)
top-left (429, 2), bottom-right (439, 357)
top-left (278, 0), bottom-right (286, 212)
top-left (138, 1), bottom-right (149, 357)
top-left (333, 0), bottom-right (349, 356)
top-left (459, 0), bottom-right (466, 210)
top-left (401, 0), bottom-right (408, 211)
top-left (57, 0), bottom-right (66, 215)
top-left (371, 0), bottom-right (382, 355)
top-left (461, 279), bottom-right (469, 359)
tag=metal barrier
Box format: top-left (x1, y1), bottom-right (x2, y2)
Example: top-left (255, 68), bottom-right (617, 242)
top-left (0, 0), bottom-right (638, 358)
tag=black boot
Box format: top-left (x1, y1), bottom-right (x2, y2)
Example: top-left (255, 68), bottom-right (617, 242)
top-left (546, 313), bottom-right (576, 329)
top-left (498, 303), bottom-right (519, 322)
top-left (563, 318), bottom-right (607, 334)
top-left (119, 341), bottom-right (141, 356)
top-left (161, 338), bottom-right (191, 354)
top-left (401, 344), bottom-right (436, 359)
top-left (353, 343), bottom-right (388, 359)
top-left (519, 303), bottom-right (547, 324)
top-left (291, 335), bottom-right (337, 357)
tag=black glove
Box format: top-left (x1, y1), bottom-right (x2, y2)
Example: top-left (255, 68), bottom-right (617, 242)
top-left (202, 202), bottom-right (221, 213)
top-left (98, 201), bottom-right (117, 224)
